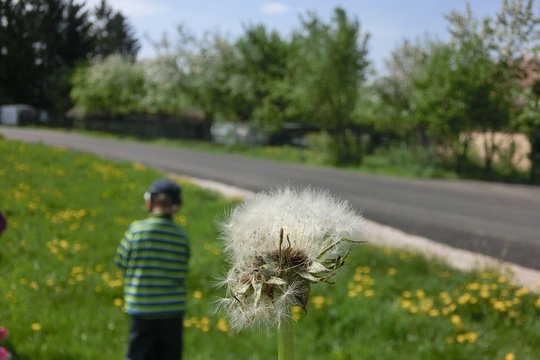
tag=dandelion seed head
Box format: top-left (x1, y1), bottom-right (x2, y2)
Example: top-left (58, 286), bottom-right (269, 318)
top-left (216, 185), bottom-right (366, 332)
top-left (220, 186), bottom-right (365, 266)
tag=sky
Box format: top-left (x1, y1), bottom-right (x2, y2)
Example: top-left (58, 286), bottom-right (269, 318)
top-left (86, 0), bottom-right (506, 71)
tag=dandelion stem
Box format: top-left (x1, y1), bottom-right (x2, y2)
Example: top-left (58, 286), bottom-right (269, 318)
top-left (277, 308), bottom-right (295, 360)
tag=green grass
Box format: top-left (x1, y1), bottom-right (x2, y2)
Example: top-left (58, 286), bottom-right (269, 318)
top-left (1, 138), bottom-right (539, 360)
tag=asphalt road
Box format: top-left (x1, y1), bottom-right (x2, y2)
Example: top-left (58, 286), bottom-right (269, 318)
top-left (2, 127), bottom-right (540, 270)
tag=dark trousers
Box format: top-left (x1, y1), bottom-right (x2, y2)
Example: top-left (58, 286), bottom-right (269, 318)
top-left (126, 316), bottom-right (184, 360)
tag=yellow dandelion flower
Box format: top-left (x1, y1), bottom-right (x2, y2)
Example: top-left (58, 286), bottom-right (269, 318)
top-left (217, 318), bottom-right (229, 332)
top-left (458, 293), bottom-right (471, 304)
top-left (439, 291), bottom-right (449, 299)
top-left (387, 268), bottom-right (397, 275)
top-left (348, 290), bottom-right (357, 298)
top-left (465, 332), bottom-right (478, 343)
top-left (456, 334), bottom-right (466, 343)
top-left (466, 283), bottom-right (480, 290)
top-left (451, 315), bottom-right (461, 325)
top-left (505, 353), bottom-right (515, 360)
top-left (493, 301), bottom-right (506, 311)
top-left (441, 307), bottom-right (451, 315)
top-left (428, 309), bottom-right (440, 317)
top-left (71, 266), bottom-right (84, 275)
top-left (515, 287), bottom-right (529, 297)
top-left (409, 306), bottom-right (418, 314)
top-left (201, 325), bottom-right (211, 333)
top-left (46, 279), bottom-right (55, 286)
top-left (193, 291), bottom-right (203, 299)
top-left (113, 298), bottom-right (123, 306)
top-left (402, 291), bottom-right (412, 298)
top-left (364, 290), bottom-right (375, 297)
top-left (443, 297), bottom-right (453, 306)
top-left (29, 281), bottom-right (38, 290)
top-left (311, 296), bottom-right (326, 309)
top-left (416, 289), bottom-right (425, 299)
top-left (176, 215), bottom-right (188, 226)
top-left (399, 299), bottom-right (412, 309)
top-left (31, 323), bottom-right (42, 331)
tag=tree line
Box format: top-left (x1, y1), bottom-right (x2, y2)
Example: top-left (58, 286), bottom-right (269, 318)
top-left (2, 0), bottom-right (540, 182)
top-left (0, 0), bottom-right (138, 114)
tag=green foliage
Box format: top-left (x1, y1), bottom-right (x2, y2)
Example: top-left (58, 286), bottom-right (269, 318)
top-left (70, 55), bottom-right (146, 116)
top-left (139, 55), bottom-right (190, 115)
top-left (230, 24), bottom-right (291, 127)
top-left (289, 7), bottom-right (370, 166)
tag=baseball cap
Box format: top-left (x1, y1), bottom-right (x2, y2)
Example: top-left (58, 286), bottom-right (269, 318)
top-left (147, 178), bottom-right (182, 205)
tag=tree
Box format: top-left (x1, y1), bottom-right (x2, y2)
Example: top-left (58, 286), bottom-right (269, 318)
top-left (0, 0), bottom-right (39, 104)
top-left (227, 24), bottom-right (291, 129)
top-left (289, 7), bottom-right (370, 165)
top-left (408, 39), bottom-right (511, 173)
top-left (150, 26), bottom-right (238, 139)
top-left (70, 55), bottom-right (146, 118)
top-left (446, 0), bottom-right (540, 180)
top-left (372, 36), bottom-right (434, 143)
top-left (92, 0), bottom-right (140, 59)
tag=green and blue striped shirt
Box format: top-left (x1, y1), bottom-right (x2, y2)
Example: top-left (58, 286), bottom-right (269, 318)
top-left (115, 213), bottom-right (190, 318)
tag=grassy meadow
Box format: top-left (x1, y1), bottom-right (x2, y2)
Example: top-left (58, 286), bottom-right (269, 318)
top-left (0, 137), bottom-right (539, 360)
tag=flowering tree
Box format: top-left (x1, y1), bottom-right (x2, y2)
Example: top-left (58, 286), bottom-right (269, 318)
top-left (216, 186), bottom-right (366, 360)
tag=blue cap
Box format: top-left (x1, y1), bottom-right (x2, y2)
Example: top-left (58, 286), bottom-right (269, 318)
top-left (148, 179), bottom-right (182, 205)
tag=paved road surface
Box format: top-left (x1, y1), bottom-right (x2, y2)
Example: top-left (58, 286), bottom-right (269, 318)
top-left (2, 127), bottom-right (539, 270)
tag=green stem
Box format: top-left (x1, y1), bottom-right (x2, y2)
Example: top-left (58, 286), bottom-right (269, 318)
top-left (277, 310), bottom-right (295, 360)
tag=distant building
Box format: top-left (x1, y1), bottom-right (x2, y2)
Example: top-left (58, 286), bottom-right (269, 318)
top-left (0, 104), bottom-right (48, 126)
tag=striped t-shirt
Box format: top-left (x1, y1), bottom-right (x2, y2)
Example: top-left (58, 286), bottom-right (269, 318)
top-left (115, 213), bottom-right (190, 318)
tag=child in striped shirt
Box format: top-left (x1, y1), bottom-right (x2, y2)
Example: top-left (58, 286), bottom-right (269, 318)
top-left (115, 179), bottom-right (190, 360)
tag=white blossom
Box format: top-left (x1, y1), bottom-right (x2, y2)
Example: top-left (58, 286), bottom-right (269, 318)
top-left (216, 186), bottom-right (366, 332)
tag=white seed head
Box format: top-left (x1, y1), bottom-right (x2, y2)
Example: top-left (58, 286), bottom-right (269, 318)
top-left (216, 185), bottom-right (366, 332)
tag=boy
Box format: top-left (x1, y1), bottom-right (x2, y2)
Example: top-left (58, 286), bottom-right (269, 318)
top-left (115, 179), bottom-right (190, 360)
